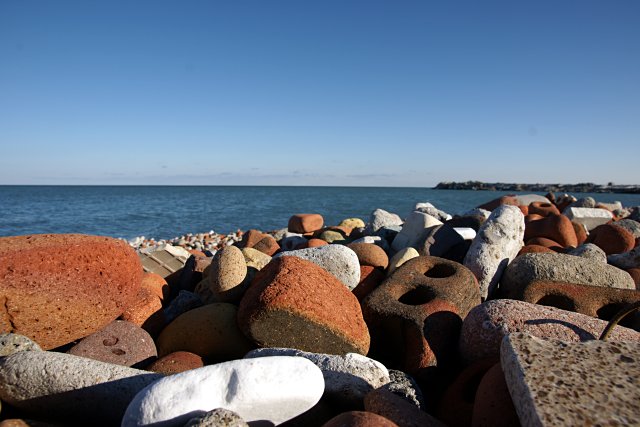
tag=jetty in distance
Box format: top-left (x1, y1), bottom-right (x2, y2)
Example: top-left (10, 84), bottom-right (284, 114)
top-left (434, 181), bottom-right (640, 194)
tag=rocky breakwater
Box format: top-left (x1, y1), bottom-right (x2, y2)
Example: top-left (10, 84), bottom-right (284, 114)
top-left (0, 194), bottom-right (639, 426)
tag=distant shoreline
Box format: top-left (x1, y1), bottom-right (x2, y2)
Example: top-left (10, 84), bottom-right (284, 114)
top-left (434, 181), bottom-right (640, 194)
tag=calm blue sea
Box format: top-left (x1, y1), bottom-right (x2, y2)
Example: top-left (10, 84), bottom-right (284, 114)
top-left (1, 186), bottom-right (639, 241)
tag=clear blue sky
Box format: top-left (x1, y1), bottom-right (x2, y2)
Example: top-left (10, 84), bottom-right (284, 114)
top-left (1, 1), bottom-right (638, 186)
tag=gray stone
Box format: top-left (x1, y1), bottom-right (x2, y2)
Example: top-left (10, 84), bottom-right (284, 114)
top-left (0, 333), bottom-right (42, 356)
top-left (122, 356), bottom-right (324, 427)
top-left (0, 350), bottom-right (162, 425)
top-left (459, 299), bottom-right (640, 365)
top-left (381, 369), bottom-right (426, 409)
top-left (628, 207), bottom-right (640, 222)
top-left (164, 290), bottom-right (204, 323)
top-left (500, 253), bottom-right (636, 296)
top-left (566, 243), bottom-right (607, 263)
top-left (184, 408), bottom-right (249, 427)
top-left (608, 246), bottom-right (640, 270)
top-left (386, 247), bottom-right (419, 277)
top-left (568, 197), bottom-right (597, 209)
top-left (463, 205), bottom-right (525, 299)
top-left (279, 234), bottom-right (307, 251)
top-left (501, 333), bottom-right (640, 426)
top-left (245, 348), bottom-right (389, 406)
top-left (367, 209), bottom-right (403, 233)
top-left (414, 202), bottom-right (452, 222)
top-left (563, 207), bottom-right (613, 231)
top-left (270, 228), bottom-right (289, 242)
top-left (391, 211), bottom-right (441, 252)
top-left (272, 245), bottom-right (360, 290)
top-left (614, 219), bottom-right (640, 239)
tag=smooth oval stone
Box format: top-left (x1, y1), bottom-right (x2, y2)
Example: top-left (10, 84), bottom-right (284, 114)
top-left (0, 351), bottom-right (162, 425)
top-left (67, 320), bottom-right (157, 368)
top-left (246, 348), bottom-right (390, 406)
top-left (238, 256), bottom-right (370, 355)
top-left (147, 351), bottom-right (205, 375)
top-left (241, 247), bottom-right (272, 270)
top-left (501, 253), bottom-right (636, 293)
top-left (122, 356), bottom-right (325, 427)
top-left (319, 229), bottom-right (347, 244)
top-left (120, 285), bottom-right (165, 337)
top-left (156, 303), bottom-right (253, 362)
top-left (386, 247), bottom-right (419, 277)
top-left (459, 299), bottom-right (640, 364)
top-left (288, 214), bottom-right (325, 234)
top-left (391, 212), bottom-right (442, 252)
top-left (273, 245), bottom-right (360, 290)
top-left (347, 243), bottom-right (389, 270)
top-left (0, 333), bottom-right (41, 356)
top-left (0, 234), bottom-right (142, 350)
top-left (586, 223), bottom-right (636, 255)
top-left (208, 246), bottom-right (248, 302)
top-left (463, 205), bottom-right (525, 299)
top-left (339, 218), bottom-right (366, 229)
top-left (364, 388), bottom-right (446, 427)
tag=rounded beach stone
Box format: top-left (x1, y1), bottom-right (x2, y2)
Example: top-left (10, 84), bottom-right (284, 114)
top-left (524, 214), bottom-right (578, 248)
top-left (518, 244), bottom-right (556, 255)
top-left (586, 223), bottom-right (635, 255)
top-left (184, 408), bottom-right (249, 427)
top-left (463, 205), bottom-right (525, 299)
top-left (525, 236), bottom-right (563, 249)
top-left (319, 229), bottom-right (348, 244)
top-left (122, 356), bottom-right (325, 427)
top-left (0, 351), bottom-right (162, 425)
top-left (156, 303), bottom-right (253, 362)
top-left (119, 286), bottom-right (165, 337)
top-left (381, 369), bottom-right (426, 409)
top-left (67, 320), bottom-right (157, 368)
top-left (364, 388), bottom-right (446, 427)
top-left (147, 351), bottom-right (205, 375)
top-left (566, 243), bottom-right (607, 263)
top-left (363, 256), bottom-right (480, 380)
top-left (347, 243), bottom-right (389, 270)
top-left (386, 247), bottom-right (419, 277)
top-left (245, 348), bottom-right (389, 406)
top-left (471, 363), bottom-right (519, 427)
top-left (307, 238), bottom-right (330, 248)
top-left (289, 214), bottom-right (325, 234)
top-left (0, 234), bottom-right (143, 350)
top-left (241, 247), bottom-right (272, 270)
top-left (352, 266), bottom-right (385, 301)
top-left (273, 245), bottom-right (361, 290)
top-left (458, 299), bottom-right (640, 364)
top-left (527, 201), bottom-right (560, 217)
top-left (614, 218), bottom-right (640, 239)
top-left (0, 333), bottom-right (41, 356)
top-left (368, 209), bottom-right (403, 233)
top-left (237, 256), bottom-right (370, 355)
top-left (165, 290), bottom-right (204, 321)
top-left (572, 221), bottom-right (588, 245)
top-left (140, 272), bottom-right (170, 302)
top-left (339, 218), bottom-right (366, 230)
top-left (208, 246), bottom-right (248, 302)
top-left (501, 252), bottom-right (636, 294)
top-left (391, 211), bottom-right (442, 252)
top-left (476, 195), bottom-right (518, 212)
top-left (322, 411), bottom-right (399, 427)
top-left (252, 235), bottom-right (280, 256)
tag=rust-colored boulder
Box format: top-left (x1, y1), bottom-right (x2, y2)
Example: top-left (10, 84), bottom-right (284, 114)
top-left (518, 244), bottom-right (556, 256)
top-left (364, 388), bottom-right (446, 427)
top-left (477, 196), bottom-right (518, 212)
top-left (352, 266), bottom-right (385, 301)
top-left (120, 286), bottom-right (165, 337)
top-left (238, 256), bottom-right (370, 355)
top-left (146, 351), bottom-right (204, 375)
top-left (289, 214), bottom-right (325, 234)
top-left (572, 221), bottom-right (588, 245)
top-left (347, 243), bottom-right (389, 270)
top-left (524, 237), bottom-right (563, 250)
top-left (0, 234), bottom-right (142, 350)
top-left (140, 272), bottom-right (170, 302)
top-left (586, 223), bottom-right (635, 255)
top-left (627, 268), bottom-right (640, 288)
top-left (528, 202), bottom-right (560, 217)
top-left (307, 238), bottom-right (329, 248)
top-left (524, 214), bottom-right (578, 248)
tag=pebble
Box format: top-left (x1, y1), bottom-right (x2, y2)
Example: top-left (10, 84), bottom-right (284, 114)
top-left (245, 348), bottom-right (390, 406)
top-left (0, 350), bottom-right (162, 425)
top-left (273, 245), bottom-right (361, 290)
top-left (122, 356), bottom-right (325, 426)
top-left (463, 205), bottom-right (524, 299)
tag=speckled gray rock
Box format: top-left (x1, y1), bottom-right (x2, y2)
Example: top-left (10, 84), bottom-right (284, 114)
top-left (414, 202), bottom-right (452, 222)
top-left (386, 247), bottom-right (419, 277)
top-left (0, 350), bottom-right (162, 425)
top-left (208, 246), bottom-right (248, 302)
top-left (565, 243), bottom-right (607, 263)
top-left (563, 207), bottom-right (613, 231)
top-left (501, 253), bottom-right (636, 295)
top-left (245, 348), bottom-right (389, 406)
top-left (567, 197), bottom-right (597, 209)
top-left (391, 211), bottom-right (442, 252)
top-left (459, 299), bottom-right (640, 364)
top-left (273, 245), bottom-right (360, 290)
top-left (368, 209), bottom-right (403, 233)
top-left (164, 290), bottom-right (204, 323)
top-left (381, 370), bottom-right (426, 409)
top-left (608, 246), bottom-right (640, 270)
top-left (122, 356), bottom-right (324, 427)
top-left (614, 219), bottom-right (640, 239)
top-left (184, 408), bottom-right (249, 427)
top-left (501, 333), bottom-right (640, 427)
top-left (0, 333), bottom-right (42, 356)
top-left (463, 205), bottom-right (525, 299)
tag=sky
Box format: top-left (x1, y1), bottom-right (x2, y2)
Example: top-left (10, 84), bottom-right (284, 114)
top-left (0, 1), bottom-right (638, 187)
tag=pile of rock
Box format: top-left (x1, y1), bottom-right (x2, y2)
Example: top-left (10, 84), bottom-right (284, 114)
top-left (0, 194), bottom-right (639, 426)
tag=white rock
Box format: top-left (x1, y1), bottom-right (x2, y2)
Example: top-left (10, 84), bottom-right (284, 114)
top-left (461, 208), bottom-right (492, 221)
top-left (514, 194), bottom-right (550, 205)
top-left (463, 205), bottom-right (525, 299)
top-left (368, 209), bottom-right (403, 233)
top-left (563, 207), bottom-right (614, 231)
top-left (391, 211), bottom-right (442, 252)
top-left (273, 245), bottom-right (360, 290)
top-left (453, 227), bottom-right (476, 241)
top-left (245, 348), bottom-right (389, 405)
top-left (279, 234), bottom-right (308, 251)
top-left (387, 247), bottom-right (419, 277)
top-left (122, 356), bottom-right (324, 427)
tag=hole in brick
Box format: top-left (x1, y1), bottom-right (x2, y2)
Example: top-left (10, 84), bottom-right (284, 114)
top-left (597, 303), bottom-right (636, 328)
top-left (103, 337), bottom-right (118, 346)
top-left (424, 263), bottom-right (456, 278)
top-left (111, 348), bottom-right (126, 356)
top-left (536, 294), bottom-right (576, 312)
top-left (399, 286), bottom-right (436, 305)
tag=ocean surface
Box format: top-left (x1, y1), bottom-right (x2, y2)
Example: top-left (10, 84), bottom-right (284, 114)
top-left (1, 186), bottom-right (639, 241)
